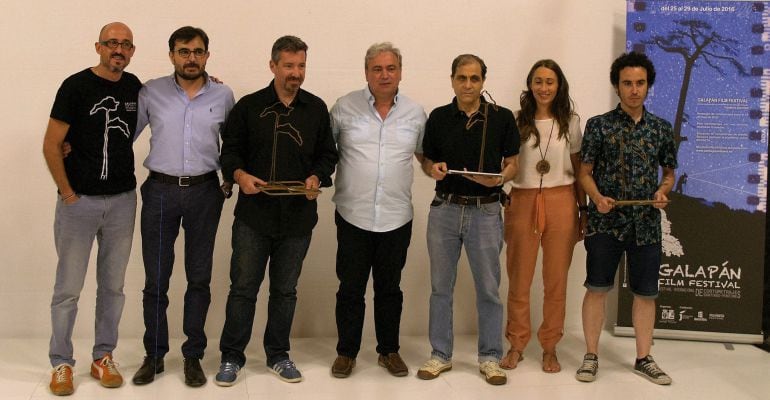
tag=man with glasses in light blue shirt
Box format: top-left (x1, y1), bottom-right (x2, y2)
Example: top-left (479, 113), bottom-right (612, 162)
top-left (329, 42), bottom-right (427, 379)
top-left (131, 26), bottom-right (234, 388)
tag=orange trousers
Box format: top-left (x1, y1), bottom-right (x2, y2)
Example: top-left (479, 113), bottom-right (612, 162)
top-left (503, 184), bottom-right (577, 353)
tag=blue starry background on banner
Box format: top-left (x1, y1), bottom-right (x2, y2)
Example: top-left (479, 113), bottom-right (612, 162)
top-left (615, 1), bottom-right (766, 340)
top-left (627, 0), bottom-right (769, 212)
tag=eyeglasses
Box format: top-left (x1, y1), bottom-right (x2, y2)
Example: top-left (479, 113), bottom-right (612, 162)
top-left (99, 39), bottom-right (134, 50)
top-left (174, 48), bottom-right (207, 58)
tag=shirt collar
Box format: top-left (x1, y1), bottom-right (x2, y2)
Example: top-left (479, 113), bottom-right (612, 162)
top-left (613, 103), bottom-right (649, 124)
top-left (268, 79), bottom-right (308, 106)
top-left (451, 96), bottom-right (489, 119)
top-left (365, 85), bottom-right (400, 106)
top-left (170, 72), bottom-right (211, 97)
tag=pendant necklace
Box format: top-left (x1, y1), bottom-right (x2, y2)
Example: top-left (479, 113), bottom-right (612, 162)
top-left (533, 119), bottom-right (555, 235)
top-left (535, 119), bottom-right (555, 176)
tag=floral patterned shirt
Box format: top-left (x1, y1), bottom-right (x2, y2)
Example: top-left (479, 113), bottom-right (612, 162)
top-left (581, 105), bottom-right (677, 245)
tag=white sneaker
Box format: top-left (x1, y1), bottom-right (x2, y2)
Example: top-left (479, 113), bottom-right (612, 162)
top-left (479, 361), bottom-right (507, 385)
top-left (417, 358), bottom-right (452, 380)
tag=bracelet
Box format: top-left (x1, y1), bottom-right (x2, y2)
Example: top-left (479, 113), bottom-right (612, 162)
top-left (60, 192), bottom-right (75, 201)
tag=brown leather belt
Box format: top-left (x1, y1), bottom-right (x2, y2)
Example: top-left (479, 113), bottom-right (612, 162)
top-left (149, 171), bottom-right (217, 187)
top-left (437, 192), bottom-right (500, 206)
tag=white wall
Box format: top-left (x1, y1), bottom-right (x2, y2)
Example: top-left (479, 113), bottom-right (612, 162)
top-left (0, 0), bottom-right (627, 342)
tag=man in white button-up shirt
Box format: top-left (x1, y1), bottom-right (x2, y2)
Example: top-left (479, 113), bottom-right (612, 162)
top-left (329, 42), bottom-right (426, 379)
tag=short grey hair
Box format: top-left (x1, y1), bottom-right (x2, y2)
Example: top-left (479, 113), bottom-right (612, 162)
top-left (364, 42), bottom-right (402, 69)
top-left (271, 35), bottom-right (308, 63)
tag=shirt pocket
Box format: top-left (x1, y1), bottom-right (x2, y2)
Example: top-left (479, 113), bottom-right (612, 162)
top-left (339, 116), bottom-right (372, 144)
top-left (192, 105), bottom-right (227, 155)
top-left (209, 105), bottom-right (229, 136)
top-left (395, 118), bottom-right (422, 147)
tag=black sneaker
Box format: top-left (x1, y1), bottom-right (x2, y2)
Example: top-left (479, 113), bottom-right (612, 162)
top-left (634, 355), bottom-right (672, 385)
top-left (575, 353), bottom-right (598, 382)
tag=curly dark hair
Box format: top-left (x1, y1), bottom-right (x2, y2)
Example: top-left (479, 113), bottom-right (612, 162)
top-left (610, 52), bottom-right (656, 87)
top-left (518, 59), bottom-right (575, 147)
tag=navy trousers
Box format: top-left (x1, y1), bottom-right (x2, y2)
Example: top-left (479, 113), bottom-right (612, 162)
top-left (140, 177), bottom-right (224, 359)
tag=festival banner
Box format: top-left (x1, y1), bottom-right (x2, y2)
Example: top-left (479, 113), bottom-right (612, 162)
top-left (616, 0), bottom-right (767, 342)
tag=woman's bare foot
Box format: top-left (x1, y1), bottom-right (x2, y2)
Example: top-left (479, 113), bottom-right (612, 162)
top-left (500, 349), bottom-right (523, 370)
top-left (542, 352), bottom-right (561, 373)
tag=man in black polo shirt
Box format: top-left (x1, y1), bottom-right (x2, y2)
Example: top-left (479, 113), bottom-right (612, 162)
top-left (417, 54), bottom-right (519, 385)
top-left (214, 35), bottom-right (338, 386)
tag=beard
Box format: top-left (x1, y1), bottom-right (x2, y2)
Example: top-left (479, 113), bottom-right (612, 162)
top-left (282, 77), bottom-right (303, 92)
top-left (176, 63), bottom-right (205, 81)
top-left (106, 54), bottom-right (127, 72)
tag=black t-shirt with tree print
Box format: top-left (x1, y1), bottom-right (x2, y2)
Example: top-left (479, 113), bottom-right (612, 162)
top-left (50, 68), bottom-right (141, 195)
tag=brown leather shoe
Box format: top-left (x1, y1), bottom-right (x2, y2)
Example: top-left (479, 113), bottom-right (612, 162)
top-left (331, 355), bottom-right (355, 378)
top-left (378, 353), bottom-right (408, 377)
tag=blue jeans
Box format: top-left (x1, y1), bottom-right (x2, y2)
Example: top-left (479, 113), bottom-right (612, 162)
top-left (140, 178), bottom-right (224, 359)
top-left (219, 219), bottom-right (311, 367)
top-left (426, 197), bottom-right (504, 363)
top-left (49, 190), bottom-right (136, 367)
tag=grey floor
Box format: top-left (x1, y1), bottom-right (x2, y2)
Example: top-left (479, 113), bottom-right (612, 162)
top-left (4, 331), bottom-right (770, 399)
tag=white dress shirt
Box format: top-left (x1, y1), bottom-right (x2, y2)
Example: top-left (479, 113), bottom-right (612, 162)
top-left (331, 87), bottom-right (427, 232)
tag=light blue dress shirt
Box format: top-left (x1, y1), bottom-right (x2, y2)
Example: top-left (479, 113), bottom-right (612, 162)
top-left (135, 74), bottom-right (235, 176)
top-left (331, 87), bottom-right (427, 232)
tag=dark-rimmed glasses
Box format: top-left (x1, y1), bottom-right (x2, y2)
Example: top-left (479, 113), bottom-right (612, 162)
top-left (99, 39), bottom-right (134, 50)
top-left (174, 48), bottom-right (207, 58)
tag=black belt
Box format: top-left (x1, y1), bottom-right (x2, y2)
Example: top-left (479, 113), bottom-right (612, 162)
top-left (149, 171), bottom-right (217, 187)
top-left (437, 192), bottom-right (500, 206)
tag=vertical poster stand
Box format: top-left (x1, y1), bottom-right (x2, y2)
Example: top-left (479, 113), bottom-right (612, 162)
top-left (616, 0), bottom-right (767, 343)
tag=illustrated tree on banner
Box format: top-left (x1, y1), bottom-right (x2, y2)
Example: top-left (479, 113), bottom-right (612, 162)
top-left (621, 1), bottom-right (768, 343)
top-left (643, 19), bottom-right (748, 153)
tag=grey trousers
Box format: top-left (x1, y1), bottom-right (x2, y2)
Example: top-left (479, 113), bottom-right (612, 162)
top-left (49, 190), bottom-right (136, 367)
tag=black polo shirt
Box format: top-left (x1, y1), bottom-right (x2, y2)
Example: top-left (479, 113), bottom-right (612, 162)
top-left (422, 97), bottom-right (519, 196)
top-left (220, 81), bottom-right (338, 237)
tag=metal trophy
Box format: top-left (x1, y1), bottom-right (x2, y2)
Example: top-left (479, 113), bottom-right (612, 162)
top-left (258, 102), bottom-right (322, 196)
top-left (261, 181), bottom-right (321, 196)
top-left (613, 199), bottom-right (671, 206)
top-left (452, 100), bottom-right (504, 181)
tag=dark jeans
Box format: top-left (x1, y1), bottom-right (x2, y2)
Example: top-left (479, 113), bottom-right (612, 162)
top-left (140, 177), bottom-right (224, 359)
top-left (584, 232), bottom-right (662, 297)
top-left (335, 211), bottom-right (412, 358)
top-left (219, 218), bottom-right (311, 367)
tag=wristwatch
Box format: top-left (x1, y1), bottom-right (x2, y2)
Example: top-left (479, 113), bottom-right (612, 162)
top-left (221, 182), bottom-right (233, 199)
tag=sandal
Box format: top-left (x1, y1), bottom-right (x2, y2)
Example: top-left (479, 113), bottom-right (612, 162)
top-left (500, 349), bottom-right (523, 370)
top-left (542, 352), bottom-right (561, 373)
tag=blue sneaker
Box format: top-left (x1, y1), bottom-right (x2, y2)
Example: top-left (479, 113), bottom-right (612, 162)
top-left (269, 359), bottom-right (303, 383)
top-left (214, 361), bottom-right (240, 387)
